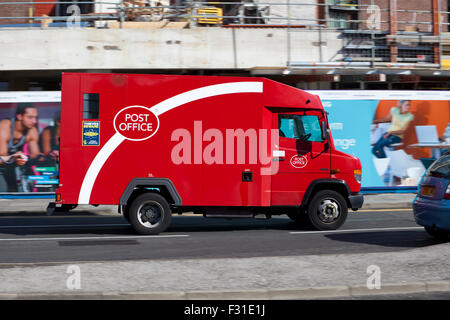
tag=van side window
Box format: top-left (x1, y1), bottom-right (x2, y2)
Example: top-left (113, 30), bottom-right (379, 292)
top-left (278, 114), bottom-right (323, 142)
top-left (301, 115), bottom-right (323, 142)
top-left (279, 114), bottom-right (302, 139)
top-left (83, 93), bottom-right (99, 119)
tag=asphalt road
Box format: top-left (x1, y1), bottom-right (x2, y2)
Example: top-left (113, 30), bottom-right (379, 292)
top-left (0, 209), bottom-right (445, 265)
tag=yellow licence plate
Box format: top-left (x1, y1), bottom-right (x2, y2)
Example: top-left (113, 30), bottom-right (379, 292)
top-left (421, 186), bottom-right (435, 196)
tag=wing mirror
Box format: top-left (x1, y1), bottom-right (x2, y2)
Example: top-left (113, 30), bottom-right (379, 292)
top-left (321, 121), bottom-right (328, 141)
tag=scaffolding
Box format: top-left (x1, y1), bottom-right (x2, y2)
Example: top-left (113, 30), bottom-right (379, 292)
top-left (0, 0), bottom-right (448, 70)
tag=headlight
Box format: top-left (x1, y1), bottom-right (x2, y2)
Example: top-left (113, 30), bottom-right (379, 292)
top-left (354, 169), bottom-right (362, 184)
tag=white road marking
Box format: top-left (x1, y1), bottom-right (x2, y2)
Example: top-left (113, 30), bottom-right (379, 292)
top-left (0, 224), bottom-right (130, 229)
top-left (290, 226), bottom-right (424, 235)
top-left (356, 208), bottom-right (412, 212)
top-left (0, 234), bottom-right (189, 242)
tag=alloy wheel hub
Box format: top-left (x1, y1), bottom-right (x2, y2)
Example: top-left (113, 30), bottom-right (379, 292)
top-left (138, 203), bottom-right (162, 226)
top-left (318, 199), bottom-right (340, 223)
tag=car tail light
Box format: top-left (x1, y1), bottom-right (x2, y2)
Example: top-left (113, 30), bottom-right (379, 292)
top-left (445, 183), bottom-right (450, 199)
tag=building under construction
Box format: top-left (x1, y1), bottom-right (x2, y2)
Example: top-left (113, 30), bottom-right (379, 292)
top-left (1, 0), bottom-right (450, 90)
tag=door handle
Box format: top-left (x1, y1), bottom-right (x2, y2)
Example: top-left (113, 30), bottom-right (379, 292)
top-left (242, 171), bottom-right (253, 182)
top-left (272, 150), bottom-right (285, 161)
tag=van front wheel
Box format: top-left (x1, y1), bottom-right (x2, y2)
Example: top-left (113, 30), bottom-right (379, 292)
top-left (128, 193), bottom-right (172, 235)
top-left (425, 227), bottom-right (450, 240)
top-left (307, 190), bottom-right (348, 230)
top-left (287, 208), bottom-right (311, 226)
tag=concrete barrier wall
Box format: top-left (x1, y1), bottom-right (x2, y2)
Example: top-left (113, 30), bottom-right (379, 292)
top-left (0, 28), bottom-right (343, 71)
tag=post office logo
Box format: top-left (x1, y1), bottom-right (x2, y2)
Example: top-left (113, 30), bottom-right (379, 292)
top-left (114, 106), bottom-right (159, 141)
top-left (290, 154), bottom-right (308, 168)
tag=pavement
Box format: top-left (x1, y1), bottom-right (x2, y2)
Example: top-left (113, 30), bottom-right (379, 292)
top-left (1, 192), bottom-right (449, 300)
top-left (0, 242), bottom-right (449, 300)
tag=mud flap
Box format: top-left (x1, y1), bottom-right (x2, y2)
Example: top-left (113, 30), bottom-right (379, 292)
top-left (46, 202), bottom-right (56, 216)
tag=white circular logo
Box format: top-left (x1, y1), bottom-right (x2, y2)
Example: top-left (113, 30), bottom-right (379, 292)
top-left (290, 155), bottom-right (308, 168)
top-left (113, 105), bottom-right (160, 141)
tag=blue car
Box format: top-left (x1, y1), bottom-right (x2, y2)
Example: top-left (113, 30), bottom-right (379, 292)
top-left (413, 152), bottom-right (450, 240)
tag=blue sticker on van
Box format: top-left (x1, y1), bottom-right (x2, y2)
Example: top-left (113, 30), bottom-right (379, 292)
top-left (82, 121), bottom-right (100, 146)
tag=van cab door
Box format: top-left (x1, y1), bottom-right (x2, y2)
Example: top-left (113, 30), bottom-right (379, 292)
top-left (271, 108), bottom-right (331, 206)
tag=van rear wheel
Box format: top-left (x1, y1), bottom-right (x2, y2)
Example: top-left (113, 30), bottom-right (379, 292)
top-left (307, 190), bottom-right (348, 230)
top-left (128, 193), bottom-right (172, 235)
top-left (122, 206), bottom-right (130, 223)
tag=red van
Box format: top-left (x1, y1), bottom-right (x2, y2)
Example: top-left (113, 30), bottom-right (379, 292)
top-left (49, 73), bottom-right (363, 234)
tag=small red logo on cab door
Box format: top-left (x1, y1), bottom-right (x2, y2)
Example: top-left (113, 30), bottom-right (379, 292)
top-left (290, 155), bottom-right (308, 168)
top-left (114, 106), bottom-right (159, 141)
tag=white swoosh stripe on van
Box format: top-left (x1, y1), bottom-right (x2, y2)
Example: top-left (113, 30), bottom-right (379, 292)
top-left (77, 81), bottom-right (263, 204)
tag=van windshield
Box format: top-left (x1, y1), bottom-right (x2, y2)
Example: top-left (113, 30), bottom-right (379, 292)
top-left (427, 154), bottom-right (450, 179)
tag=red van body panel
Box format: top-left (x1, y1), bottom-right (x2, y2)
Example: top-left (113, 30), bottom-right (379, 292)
top-left (57, 73), bottom-right (361, 209)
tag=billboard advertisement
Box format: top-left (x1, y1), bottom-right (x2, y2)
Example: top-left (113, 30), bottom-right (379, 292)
top-left (0, 90), bottom-right (449, 194)
top-left (310, 91), bottom-right (450, 188)
top-left (0, 92), bottom-right (61, 193)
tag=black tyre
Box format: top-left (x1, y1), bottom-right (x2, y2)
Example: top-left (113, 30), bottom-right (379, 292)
top-left (425, 227), bottom-right (450, 241)
top-left (307, 190), bottom-right (348, 230)
top-left (128, 193), bottom-right (172, 235)
top-left (287, 207), bottom-right (311, 226)
top-left (60, 204), bottom-right (78, 212)
top-left (47, 203), bottom-right (78, 215)
top-left (122, 206), bottom-right (131, 223)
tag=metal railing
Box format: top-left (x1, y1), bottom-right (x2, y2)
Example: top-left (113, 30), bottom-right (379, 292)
top-left (0, 1), bottom-right (440, 29)
top-left (0, 0), bottom-right (446, 69)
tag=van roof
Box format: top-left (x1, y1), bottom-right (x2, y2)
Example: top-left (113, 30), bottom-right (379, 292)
top-left (63, 72), bottom-right (323, 111)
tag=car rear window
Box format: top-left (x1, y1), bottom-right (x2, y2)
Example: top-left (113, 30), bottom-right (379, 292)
top-left (427, 154), bottom-right (450, 179)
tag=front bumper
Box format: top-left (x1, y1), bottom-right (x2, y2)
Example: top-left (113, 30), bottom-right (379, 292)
top-left (348, 193), bottom-right (364, 210)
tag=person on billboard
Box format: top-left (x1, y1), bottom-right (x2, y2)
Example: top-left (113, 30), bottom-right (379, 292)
top-left (40, 111), bottom-right (60, 162)
top-left (439, 123), bottom-right (450, 143)
top-left (372, 100), bottom-right (414, 158)
top-left (439, 123), bottom-right (450, 154)
top-left (0, 103), bottom-right (41, 192)
top-left (0, 154), bottom-right (27, 191)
